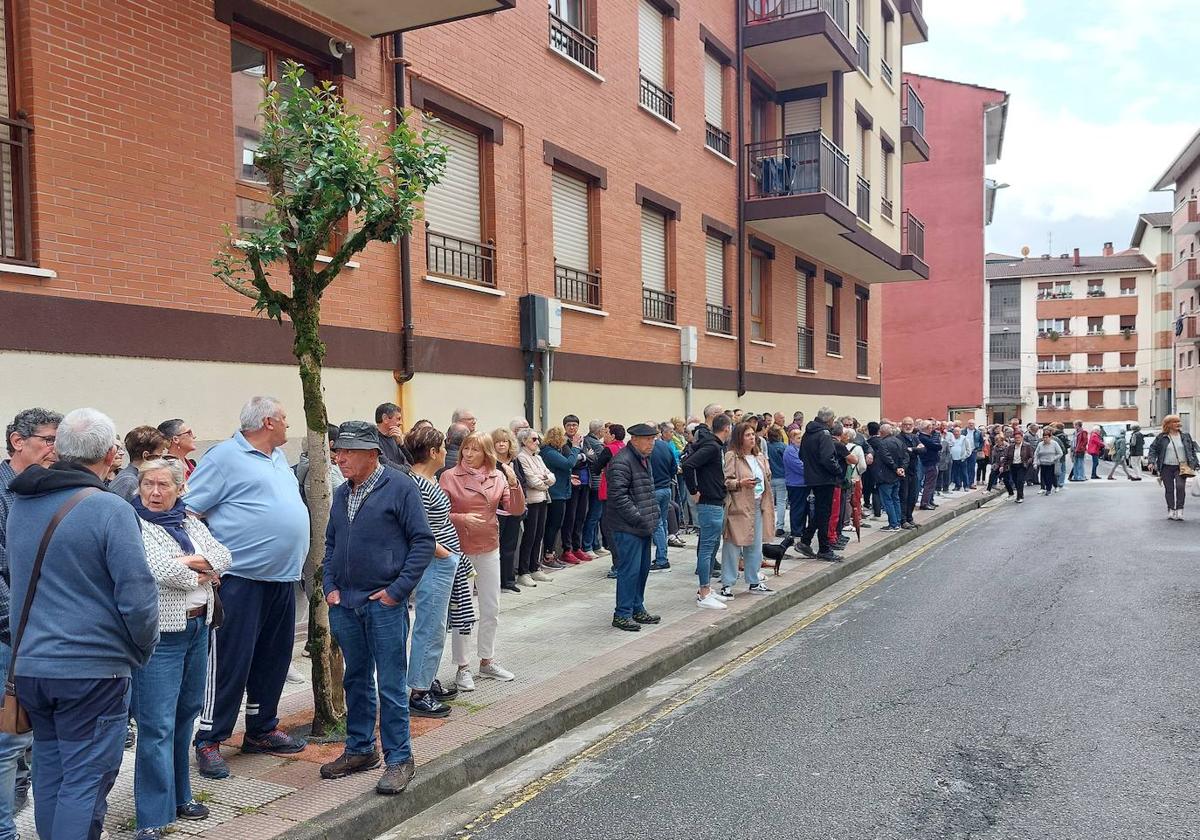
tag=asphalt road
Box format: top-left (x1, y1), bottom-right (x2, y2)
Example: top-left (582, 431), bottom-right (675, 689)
top-left (448, 477), bottom-right (1200, 840)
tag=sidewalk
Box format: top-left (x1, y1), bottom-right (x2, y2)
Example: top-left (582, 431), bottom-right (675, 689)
top-left (15, 487), bottom-right (994, 840)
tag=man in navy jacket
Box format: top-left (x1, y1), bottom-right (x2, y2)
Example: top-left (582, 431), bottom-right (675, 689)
top-left (321, 421), bottom-right (435, 795)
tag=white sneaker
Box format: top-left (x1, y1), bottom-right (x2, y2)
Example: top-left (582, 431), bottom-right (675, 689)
top-left (479, 662), bottom-right (515, 682)
top-left (1178, 511), bottom-right (1186, 522)
top-left (696, 592), bottom-right (727, 610)
top-left (455, 668), bottom-right (476, 691)
top-left (530, 570), bottom-right (554, 582)
top-left (285, 664), bottom-right (304, 684)
top-left (593, 548), bottom-right (611, 557)
top-left (517, 574), bottom-right (536, 587)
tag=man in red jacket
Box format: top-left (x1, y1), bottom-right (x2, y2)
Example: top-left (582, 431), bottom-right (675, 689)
top-left (1070, 420), bottom-right (1089, 481)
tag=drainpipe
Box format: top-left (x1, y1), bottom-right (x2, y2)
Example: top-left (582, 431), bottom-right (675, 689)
top-left (735, 0), bottom-right (747, 397)
top-left (392, 32), bottom-right (415, 385)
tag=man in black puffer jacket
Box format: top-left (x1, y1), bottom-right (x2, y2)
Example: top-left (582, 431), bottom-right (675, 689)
top-left (798, 408), bottom-right (843, 561)
top-left (604, 424), bottom-right (662, 632)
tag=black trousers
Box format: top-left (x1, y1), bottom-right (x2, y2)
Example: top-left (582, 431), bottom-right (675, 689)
top-left (561, 484), bottom-right (589, 552)
top-left (498, 513), bottom-right (521, 585)
top-left (787, 485), bottom-right (810, 537)
top-left (1038, 464), bottom-right (1056, 494)
top-left (1161, 464), bottom-right (1187, 510)
top-left (900, 467), bottom-right (919, 523)
top-left (543, 498), bottom-right (567, 558)
top-left (861, 471), bottom-right (880, 517)
top-left (518, 501), bottom-right (548, 575)
top-left (1010, 465), bottom-right (1027, 501)
top-left (801, 484), bottom-right (835, 552)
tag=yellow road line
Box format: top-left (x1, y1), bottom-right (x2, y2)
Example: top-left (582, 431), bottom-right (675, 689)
top-left (455, 505), bottom-right (988, 838)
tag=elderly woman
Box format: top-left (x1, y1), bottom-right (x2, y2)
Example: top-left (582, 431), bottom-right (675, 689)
top-left (131, 458), bottom-right (231, 840)
top-left (718, 422), bottom-right (775, 599)
top-left (440, 432), bottom-right (525, 690)
top-left (491, 428), bottom-right (524, 594)
top-left (539, 426), bottom-right (578, 567)
top-left (109, 426), bottom-right (168, 501)
top-left (1148, 415), bottom-right (1200, 520)
top-left (516, 428), bottom-right (556, 587)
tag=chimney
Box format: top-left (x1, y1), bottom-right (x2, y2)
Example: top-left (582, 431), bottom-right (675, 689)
top-left (1073, 247), bottom-right (1081, 267)
top-left (1103, 241), bottom-right (1114, 257)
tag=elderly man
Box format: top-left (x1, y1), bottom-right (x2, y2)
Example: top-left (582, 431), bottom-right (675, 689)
top-left (508, 417), bottom-right (530, 437)
top-left (375, 402), bottom-right (408, 468)
top-left (605, 424), bottom-right (662, 631)
top-left (0, 407), bottom-right (61, 836)
top-left (798, 408), bottom-right (842, 561)
top-left (188, 396), bottom-right (311, 778)
top-left (319, 422), bottom-right (435, 795)
top-left (443, 423), bottom-right (469, 472)
top-left (916, 420), bottom-right (942, 510)
top-left (157, 418), bottom-right (198, 478)
top-left (649, 423), bottom-right (679, 571)
top-left (451, 408), bottom-right (477, 434)
top-left (786, 411), bottom-right (805, 433)
top-left (872, 424), bottom-right (907, 531)
top-left (8, 408), bottom-right (158, 840)
top-left (581, 420), bottom-right (609, 558)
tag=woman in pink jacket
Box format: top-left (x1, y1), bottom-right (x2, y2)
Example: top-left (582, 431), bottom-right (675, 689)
top-left (1086, 426), bottom-right (1105, 480)
top-left (440, 431), bottom-right (526, 691)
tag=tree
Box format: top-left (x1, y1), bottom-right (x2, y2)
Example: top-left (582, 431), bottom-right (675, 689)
top-left (213, 63), bottom-right (445, 735)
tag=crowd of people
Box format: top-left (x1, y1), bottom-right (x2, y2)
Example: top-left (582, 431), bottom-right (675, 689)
top-left (0, 397), bottom-right (1183, 840)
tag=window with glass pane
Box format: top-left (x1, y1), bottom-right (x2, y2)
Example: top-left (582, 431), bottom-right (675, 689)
top-left (1119, 389), bottom-right (1136, 407)
top-left (1120, 314), bottom-right (1136, 331)
top-left (750, 255), bottom-right (764, 341)
top-left (549, 0), bottom-right (585, 29)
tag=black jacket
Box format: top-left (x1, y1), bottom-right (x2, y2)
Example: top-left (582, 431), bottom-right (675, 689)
top-left (1129, 431), bottom-right (1145, 456)
top-left (681, 425), bottom-right (727, 505)
top-left (800, 420), bottom-right (841, 486)
top-left (1148, 432), bottom-right (1200, 471)
top-left (899, 431), bottom-right (921, 468)
top-left (871, 435), bottom-right (907, 484)
top-left (603, 445), bottom-right (659, 536)
top-left (583, 434), bottom-right (607, 489)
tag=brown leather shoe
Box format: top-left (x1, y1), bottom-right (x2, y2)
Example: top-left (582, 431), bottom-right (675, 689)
top-left (376, 759), bottom-right (416, 794)
top-left (320, 750), bottom-right (380, 780)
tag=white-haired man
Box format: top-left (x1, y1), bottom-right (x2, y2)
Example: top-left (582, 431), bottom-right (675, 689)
top-left (187, 397), bottom-right (311, 778)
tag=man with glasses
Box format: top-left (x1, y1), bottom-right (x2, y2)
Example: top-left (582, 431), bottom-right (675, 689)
top-left (157, 418), bottom-right (198, 478)
top-left (897, 417), bottom-right (922, 529)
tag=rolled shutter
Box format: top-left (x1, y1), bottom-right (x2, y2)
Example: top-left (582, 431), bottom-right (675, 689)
top-left (705, 234), bottom-right (724, 307)
top-left (880, 147), bottom-right (889, 198)
top-left (640, 206), bottom-right (667, 292)
top-left (704, 53), bottom-right (723, 126)
top-left (796, 270), bottom-right (809, 327)
top-left (551, 171), bottom-right (590, 272)
top-left (423, 123), bottom-right (481, 242)
top-left (856, 126), bottom-right (866, 177)
top-left (783, 99), bottom-right (820, 136)
top-left (639, 0), bottom-right (666, 88)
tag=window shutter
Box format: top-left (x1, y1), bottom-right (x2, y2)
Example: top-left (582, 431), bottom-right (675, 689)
top-left (856, 126), bottom-right (866, 177)
top-left (705, 234), bottom-right (724, 307)
top-left (704, 53), bottom-right (723, 127)
top-left (551, 171), bottom-right (590, 273)
top-left (783, 99), bottom-right (820, 136)
top-left (796, 270), bottom-right (809, 327)
top-left (638, 0), bottom-right (666, 88)
top-left (640, 206), bottom-right (667, 292)
top-left (423, 123), bottom-right (481, 242)
top-left (880, 147), bottom-right (889, 198)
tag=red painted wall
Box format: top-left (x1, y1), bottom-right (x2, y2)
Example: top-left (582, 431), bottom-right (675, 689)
top-left (881, 75), bottom-right (1006, 419)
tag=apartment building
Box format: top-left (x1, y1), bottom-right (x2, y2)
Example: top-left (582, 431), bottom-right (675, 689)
top-left (879, 74), bottom-right (1007, 420)
top-left (1128, 211), bottom-right (1175, 423)
top-left (984, 248), bottom-right (1156, 426)
top-left (0, 0), bottom-right (930, 441)
top-left (1152, 130), bottom-right (1200, 431)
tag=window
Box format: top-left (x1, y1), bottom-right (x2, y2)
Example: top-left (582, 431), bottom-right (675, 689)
top-left (1038, 391), bottom-right (1070, 409)
top-left (1038, 355), bottom-right (1070, 373)
top-left (855, 121), bottom-right (870, 222)
top-left (825, 277), bottom-right (842, 355)
top-left (990, 331), bottom-right (1019, 360)
top-left (1087, 353), bottom-right (1103, 372)
top-left (231, 37), bottom-right (319, 233)
top-left (424, 119), bottom-right (493, 285)
top-left (1037, 318), bottom-right (1068, 335)
top-left (1120, 277), bottom-right (1137, 296)
top-left (704, 234), bottom-right (730, 334)
top-left (855, 0), bottom-right (869, 75)
top-left (1190, 351), bottom-right (1195, 368)
top-left (552, 170), bottom-right (597, 307)
top-left (990, 369), bottom-right (1020, 398)
top-left (797, 269), bottom-right (814, 369)
top-left (548, 0), bottom-right (597, 72)
top-left (750, 90), bottom-right (768, 146)
top-left (879, 144), bottom-right (893, 221)
top-left (1087, 278), bottom-right (1104, 297)
top-left (1037, 281), bottom-right (1053, 299)
top-left (1120, 389), bottom-right (1136, 408)
top-left (1088, 390), bottom-right (1105, 409)
top-left (1120, 352), bottom-right (1136, 370)
top-left (749, 251), bottom-right (771, 341)
top-left (1087, 316), bottom-right (1104, 335)
top-left (640, 205), bottom-right (673, 322)
top-left (1119, 315), bottom-right (1136, 333)
top-left (638, 1), bottom-right (673, 122)
top-left (880, 7), bottom-right (894, 85)
top-left (783, 99), bottom-right (821, 137)
top-left (703, 51), bottom-right (729, 158)
top-left (855, 291), bottom-right (869, 377)
top-left (1054, 280), bottom-right (1072, 298)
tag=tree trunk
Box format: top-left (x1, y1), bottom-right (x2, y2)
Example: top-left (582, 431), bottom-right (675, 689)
top-left (292, 298), bottom-right (344, 737)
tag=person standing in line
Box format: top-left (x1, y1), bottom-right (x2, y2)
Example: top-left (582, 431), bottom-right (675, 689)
top-left (442, 422), bottom-right (470, 473)
top-left (1007, 430), bottom-right (1034, 503)
top-left (718, 422), bottom-right (775, 598)
top-left (681, 410), bottom-right (730, 610)
top-left (580, 420), bottom-right (608, 559)
top-left (988, 430), bottom-right (1008, 492)
top-left (916, 420), bottom-right (942, 510)
top-left (649, 423), bottom-right (678, 571)
top-left (936, 422), bottom-right (953, 495)
top-left (797, 408), bottom-right (843, 561)
top-left (374, 402), bottom-right (409, 468)
top-left (765, 427), bottom-right (788, 537)
top-left (188, 397), bottom-right (310, 779)
top-left (1105, 430), bottom-right (1141, 481)
top-left (1070, 420), bottom-right (1089, 481)
top-left (157, 418), bottom-right (198, 479)
top-left (783, 426), bottom-right (808, 537)
top-left (1052, 423), bottom-right (1071, 490)
top-left (871, 424), bottom-right (906, 532)
top-left (539, 426), bottom-right (579, 568)
top-left (947, 426), bottom-right (968, 491)
top-left (7, 408), bottom-right (158, 840)
top-left (109, 426), bottom-right (168, 502)
top-left (897, 418), bottom-right (922, 527)
top-left (515, 429), bottom-right (556, 587)
top-left (559, 415), bottom-right (591, 564)
top-left (1087, 426), bottom-right (1106, 480)
top-left (491, 428), bottom-right (524, 594)
top-left (1034, 429), bottom-right (1064, 496)
top-left (1148, 416), bottom-right (1199, 520)
top-left (604, 424), bottom-right (662, 631)
top-left (963, 420), bottom-right (981, 489)
top-left (598, 424), bottom-right (627, 579)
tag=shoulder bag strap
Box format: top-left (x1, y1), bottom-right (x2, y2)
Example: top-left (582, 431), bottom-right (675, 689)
top-left (6, 487), bottom-right (101, 688)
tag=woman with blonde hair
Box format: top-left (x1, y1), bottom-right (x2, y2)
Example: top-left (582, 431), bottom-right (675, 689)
top-left (718, 421), bottom-right (775, 598)
top-left (1148, 415), bottom-right (1200, 520)
top-left (491, 427), bottom-right (524, 593)
top-left (539, 426), bottom-right (581, 567)
top-left (440, 432), bottom-right (525, 689)
top-left (516, 428), bottom-right (556, 586)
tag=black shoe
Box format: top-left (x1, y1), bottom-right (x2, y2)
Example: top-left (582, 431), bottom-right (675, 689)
top-left (242, 728), bottom-right (307, 755)
top-left (796, 542), bottom-right (816, 558)
top-left (815, 550), bottom-right (843, 562)
top-left (901, 522), bottom-right (918, 530)
top-left (712, 560), bottom-right (722, 572)
top-left (135, 829), bottom-right (163, 840)
top-left (917, 505), bottom-right (935, 511)
top-left (775, 528), bottom-right (785, 537)
top-left (612, 616), bottom-right (641, 632)
top-left (176, 800), bottom-right (211, 821)
top-left (126, 720), bottom-right (137, 750)
top-left (632, 610), bottom-right (661, 624)
top-left (409, 691), bottom-right (452, 718)
top-left (376, 759), bottom-right (416, 795)
top-left (429, 678), bottom-right (458, 701)
top-left (501, 583), bottom-right (521, 593)
top-left (320, 750), bottom-right (382, 780)
top-left (649, 561), bottom-right (670, 571)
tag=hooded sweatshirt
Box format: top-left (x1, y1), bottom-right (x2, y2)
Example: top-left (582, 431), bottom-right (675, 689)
top-left (681, 425), bottom-right (727, 505)
top-left (6, 462), bottom-right (159, 678)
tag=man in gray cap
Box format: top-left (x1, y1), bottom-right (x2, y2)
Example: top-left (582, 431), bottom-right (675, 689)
top-left (603, 423), bottom-right (662, 631)
top-left (319, 421), bottom-right (436, 795)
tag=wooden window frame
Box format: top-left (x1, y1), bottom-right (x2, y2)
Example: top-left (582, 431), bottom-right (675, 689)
top-left (425, 108), bottom-right (495, 254)
top-left (749, 248), bottom-right (772, 342)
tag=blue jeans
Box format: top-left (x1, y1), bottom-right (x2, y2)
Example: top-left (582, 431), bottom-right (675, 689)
top-left (1056, 459), bottom-right (1067, 487)
top-left (582, 488), bottom-right (603, 551)
top-left (16, 676), bottom-right (130, 840)
top-left (652, 487), bottom-right (672, 564)
top-left (951, 460), bottom-right (968, 489)
top-left (771, 478), bottom-right (788, 532)
top-left (695, 503), bottom-right (724, 588)
top-left (721, 507), bottom-right (764, 587)
top-left (408, 553), bottom-right (458, 692)
top-left (329, 600), bottom-right (412, 766)
top-left (965, 453), bottom-right (977, 486)
top-left (1071, 453), bottom-right (1086, 480)
top-left (0, 643), bottom-right (32, 840)
top-left (611, 530), bottom-right (651, 619)
top-left (1090, 453), bottom-right (1101, 479)
top-left (879, 481), bottom-right (901, 527)
top-left (132, 616), bottom-right (208, 830)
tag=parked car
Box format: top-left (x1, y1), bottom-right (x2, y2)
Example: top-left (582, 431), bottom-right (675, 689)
top-left (1137, 426), bottom-right (1161, 472)
top-left (1099, 422), bottom-right (1132, 460)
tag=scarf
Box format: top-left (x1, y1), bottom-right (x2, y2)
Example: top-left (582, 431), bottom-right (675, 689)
top-left (133, 496), bottom-right (195, 554)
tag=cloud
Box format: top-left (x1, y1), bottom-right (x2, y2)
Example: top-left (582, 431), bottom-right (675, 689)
top-left (926, 0), bottom-right (1027, 29)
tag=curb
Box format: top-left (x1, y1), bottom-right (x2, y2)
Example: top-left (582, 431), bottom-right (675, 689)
top-left (282, 490), bottom-right (998, 840)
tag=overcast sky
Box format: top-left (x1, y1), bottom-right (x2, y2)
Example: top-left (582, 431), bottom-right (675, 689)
top-left (904, 0), bottom-right (1196, 258)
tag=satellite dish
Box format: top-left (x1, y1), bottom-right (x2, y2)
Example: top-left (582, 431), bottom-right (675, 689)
top-left (1021, 246), bottom-right (1031, 257)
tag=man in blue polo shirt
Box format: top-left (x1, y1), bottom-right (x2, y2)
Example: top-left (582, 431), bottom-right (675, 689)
top-left (187, 396), bottom-right (310, 778)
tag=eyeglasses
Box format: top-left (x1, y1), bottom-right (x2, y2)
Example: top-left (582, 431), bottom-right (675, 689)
top-left (27, 434), bottom-right (56, 445)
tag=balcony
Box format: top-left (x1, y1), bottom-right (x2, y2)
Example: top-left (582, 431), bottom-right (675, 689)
top-left (705, 121), bottom-right (732, 159)
top-left (1175, 197), bottom-right (1200, 236)
top-left (798, 326), bottom-right (815, 369)
top-left (881, 57), bottom-right (893, 87)
top-left (901, 210), bottom-right (928, 276)
top-left (881, 196), bottom-right (894, 221)
top-left (897, 0), bottom-right (929, 44)
top-left (1174, 257), bottom-right (1200, 290)
top-left (1179, 314), bottom-right (1200, 344)
top-left (0, 117), bottom-right (33, 265)
top-left (827, 331), bottom-right (842, 356)
top-left (549, 13), bottom-right (598, 72)
top-left (555, 263), bottom-right (601, 309)
top-left (743, 0), bottom-right (855, 88)
top-left (901, 82), bottom-right (930, 163)
top-left (706, 303), bottom-right (733, 335)
top-left (855, 175), bottom-right (870, 223)
top-left (855, 26), bottom-right (870, 76)
top-left (856, 339), bottom-right (868, 376)
top-left (289, 0), bottom-right (514, 37)
top-left (426, 227), bottom-right (495, 287)
top-left (640, 75), bottom-right (675, 123)
top-left (643, 287), bottom-right (676, 324)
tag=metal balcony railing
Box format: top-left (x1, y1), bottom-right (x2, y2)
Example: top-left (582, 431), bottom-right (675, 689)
top-left (549, 12), bottom-right (597, 71)
top-left (902, 81), bottom-right (926, 136)
top-left (902, 210), bottom-right (925, 260)
top-left (643, 287), bottom-right (677, 323)
top-left (798, 326), bottom-right (815, 369)
top-left (0, 117), bottom-right (34, 265)
top-left (640, 74), bottom-right (675, 123)
top-left (426, 227), bottom-right (495, 286)
top-left (745, 0), bottom-right (850, 36)
top-left (554, 263), bottom-right (601, 308)
top-left (706, 303), bottom-right (733, 335)
top-left (855, 26), bottom-right (870, 75)
top-left (881, 195), bottom-right (894, 221)
top-left (856, 339), bottom-right (868, 376)
top-left (855, 175), bottom-right (870, 222)
top-left (705, 121), bottom-right (731, 158)
top-left (746, 132), bottom-right (849, 205)
top-left (826, 331), bottom-right (842, 355)
top-left (881, 57), bottom-right (893, 86)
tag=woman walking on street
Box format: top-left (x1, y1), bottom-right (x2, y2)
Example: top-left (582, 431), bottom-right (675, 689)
top-left (1106, 431), bottom-right (1141, 481)
top-left (1035, 429), bottom-right (1064, 496)
top-left (719, 422), bottom-right (775, 598)
top-left (1087, 426), bottom-right (1105, 480)
top-left (1148, 415), bottom-right (1199, 520)
top-left (988, 429), bottom-right (1007, 492)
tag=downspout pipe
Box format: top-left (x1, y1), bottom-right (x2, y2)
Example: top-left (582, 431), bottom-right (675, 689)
top-left (392, 32), bottom-right (415, 384)
top-left (735, 0), bottom-right (747, 397)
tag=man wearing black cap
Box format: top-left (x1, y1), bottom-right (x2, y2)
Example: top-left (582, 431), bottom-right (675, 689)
top-left (603, 423), bottom-right (662, 631)
top-left (319, 421), bottom-right (436, 795)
